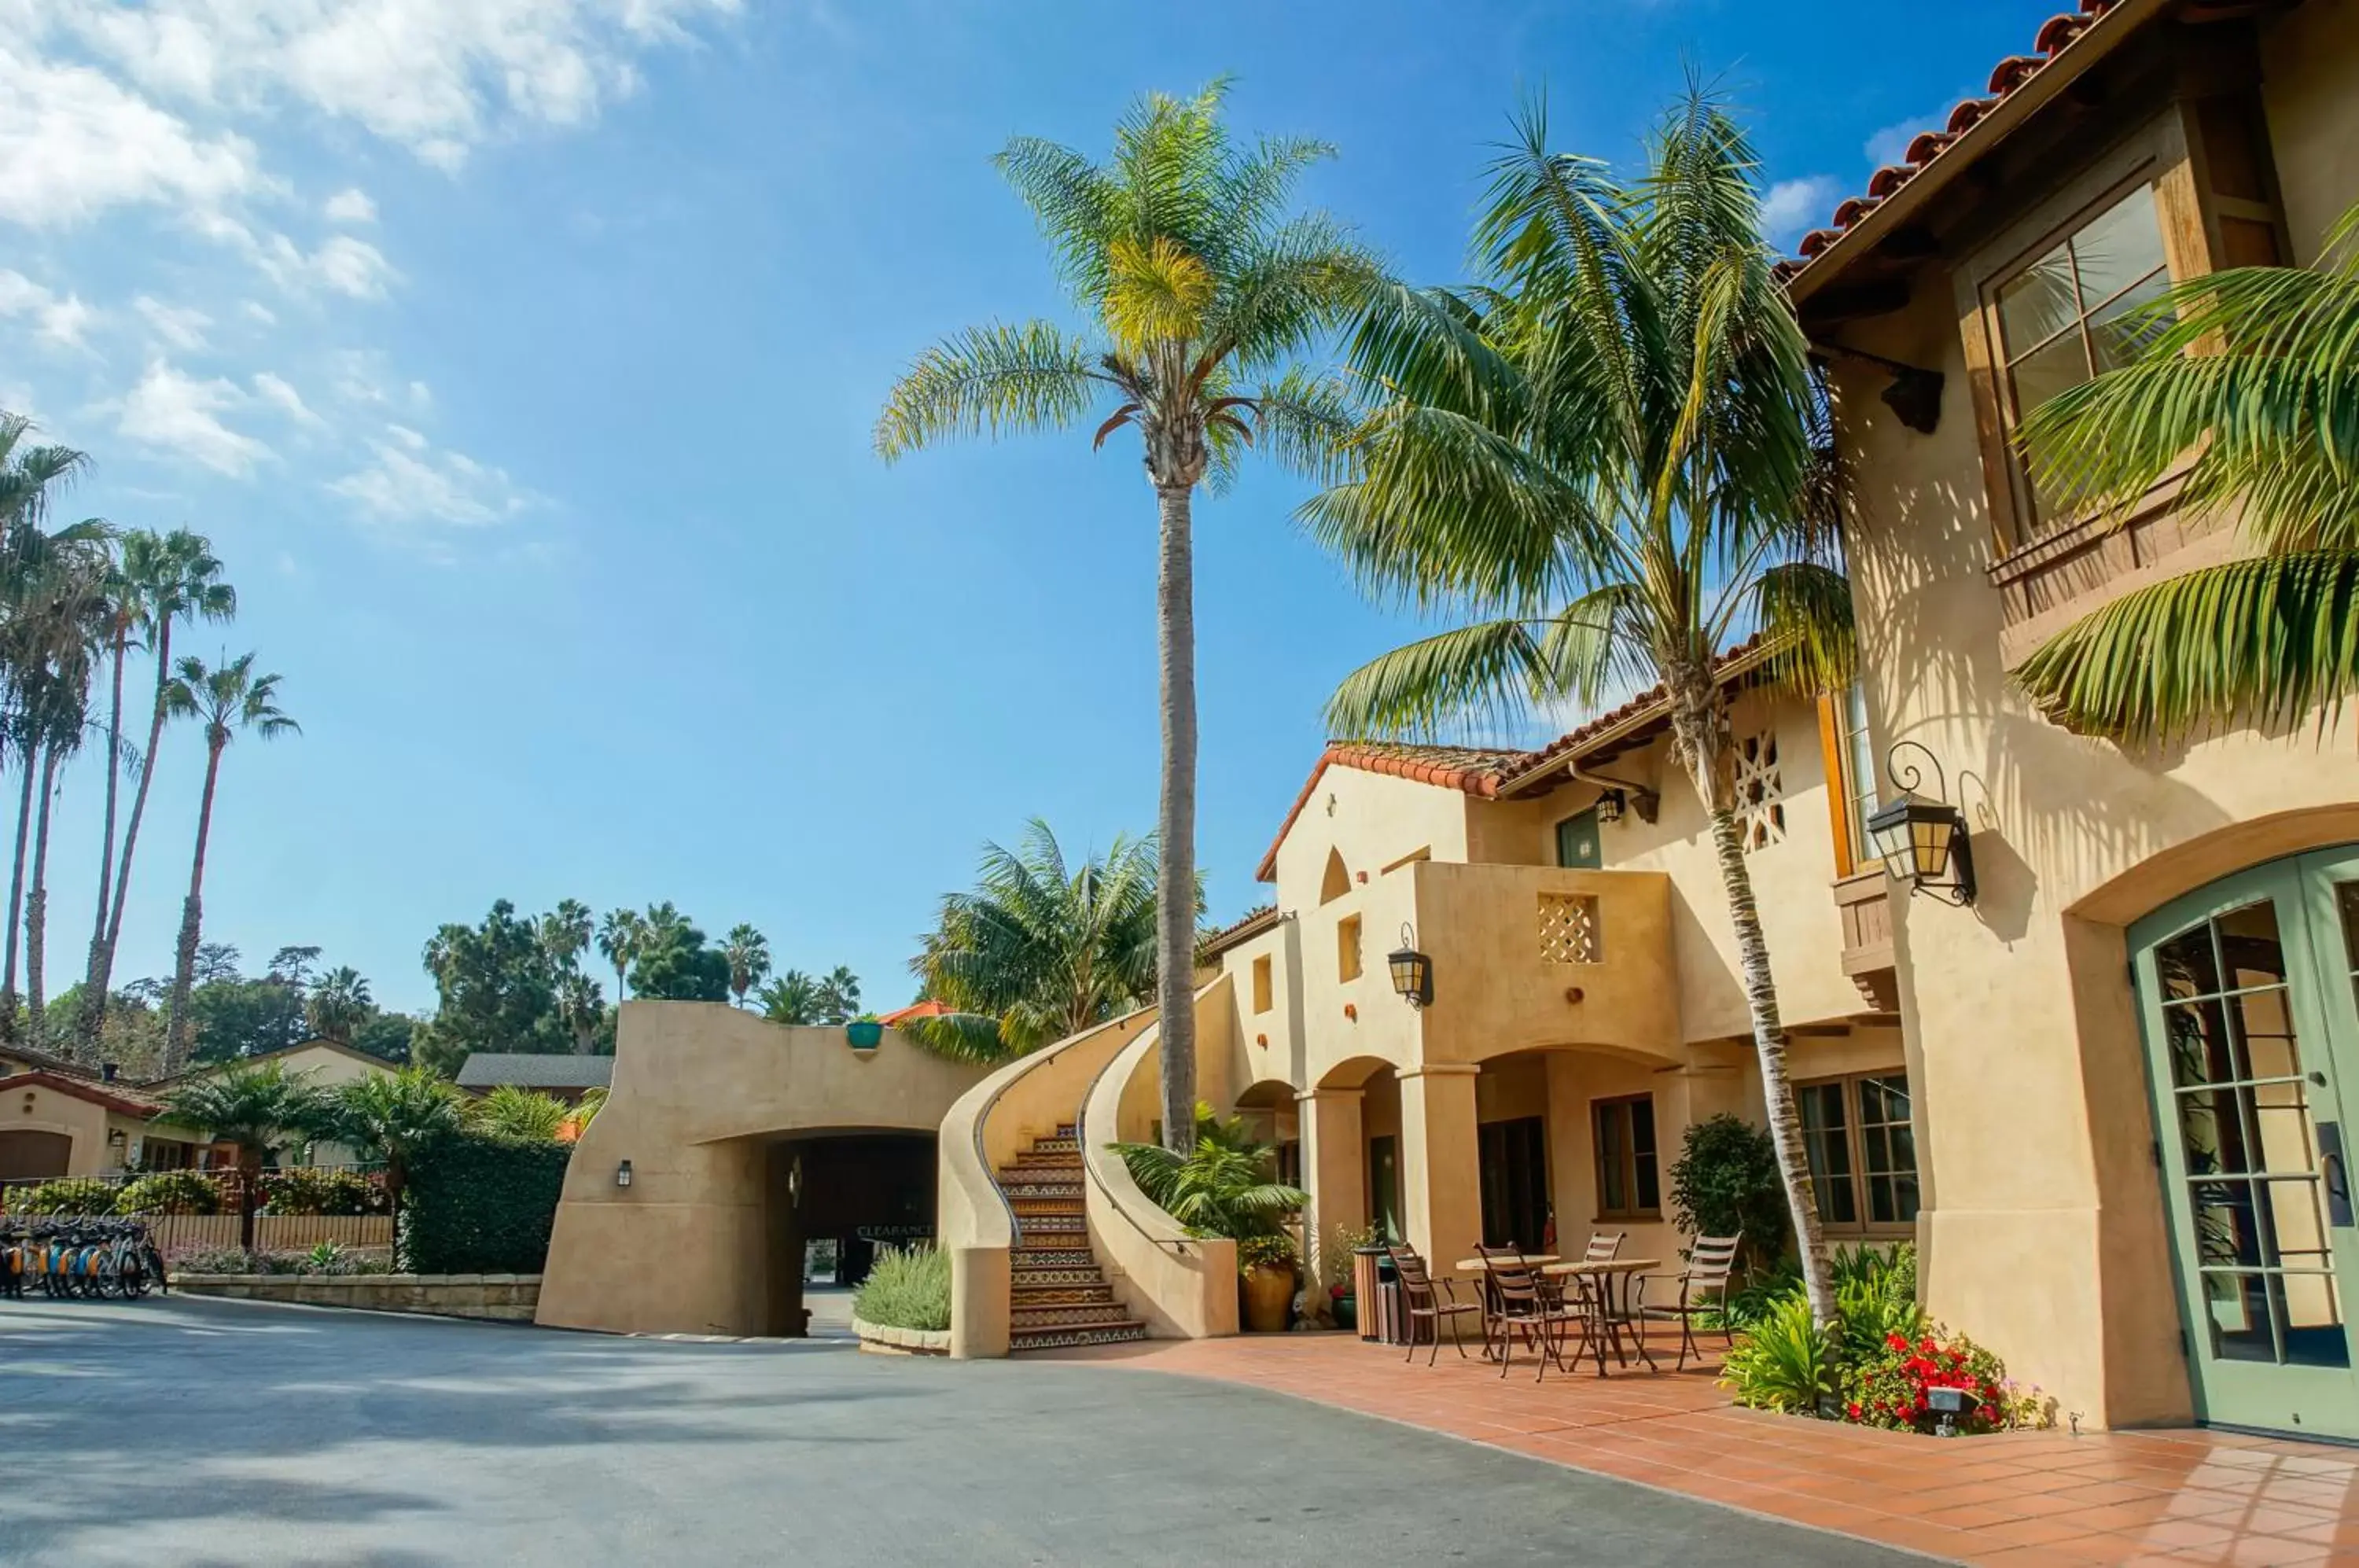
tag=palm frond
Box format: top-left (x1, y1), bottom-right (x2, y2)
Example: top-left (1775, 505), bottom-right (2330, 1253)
top-left (1751, 561), bottom-right (1857, 697)
top-left (1323, 617), bottom-right (1562, 738)
top-left (875, 321), bottom-right (1106, 460)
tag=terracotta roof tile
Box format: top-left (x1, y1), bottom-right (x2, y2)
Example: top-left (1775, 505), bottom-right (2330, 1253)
top-left (1199, 904), bottom-right (1279, 959)
top-left (0, 1069), bottom-right (167, 1120)
top-left (1783, 0), bottom-right (2130, 283)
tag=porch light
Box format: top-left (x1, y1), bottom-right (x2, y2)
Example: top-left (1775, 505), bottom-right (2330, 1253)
top-left (615, 1159), bottom-right (634, 1189)
top-left (1387, 924), bottom-right (1433, 1009)
top-left (1594, 789), bottom-right (1626, 826)
top-left (1864, 741), bottom-right (1976, 907)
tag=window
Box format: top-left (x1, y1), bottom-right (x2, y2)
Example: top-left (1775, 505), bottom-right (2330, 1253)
top-left (1988, 181), bottom-right (2173, 535)
top-left (1826, 682), bottom-right (1879, 873)
top-left (1592, 1095), bottom-right (1660, 1220)
top-left (1798, 1071), bottom-right (1920, 1234)
top-left (1555, 808), bottom-right (1601, 870)
top-left (1480, 1117), bottom-right (1551, 1251)
top-left (1250, 955), bottom-right (1273, 1014)
top-left (1319, 848), bottom-right (1351, 904)
top-left (1337, 915), bottom-right (1362, 982)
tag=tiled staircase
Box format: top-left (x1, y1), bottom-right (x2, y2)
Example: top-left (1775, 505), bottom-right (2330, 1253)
top-left (998, 1124), bottom-right (1145, 1351)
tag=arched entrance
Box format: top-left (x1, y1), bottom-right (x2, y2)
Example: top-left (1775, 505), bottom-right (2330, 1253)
top-left (2129, 845), bottom-right (2359, 1438)
top-left (762, 1129), bottom-right (937, 1334)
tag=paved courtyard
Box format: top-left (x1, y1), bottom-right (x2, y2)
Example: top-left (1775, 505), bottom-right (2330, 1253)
top-left (1, 1297), bottom-right (1905, 1567)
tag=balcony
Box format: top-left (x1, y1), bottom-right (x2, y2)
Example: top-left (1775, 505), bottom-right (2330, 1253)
top-left (1832, 868), bottom-right (1898, 1011)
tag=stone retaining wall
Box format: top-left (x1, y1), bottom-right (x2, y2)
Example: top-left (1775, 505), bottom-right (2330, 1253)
top-left (171, 1272), bottom-right (540, 1322)
top-left (851, 1314), bottom-right (951, 1355)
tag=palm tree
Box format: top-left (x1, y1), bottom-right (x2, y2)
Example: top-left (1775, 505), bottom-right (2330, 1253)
top-left (317, 1066), bottom-right (462, 1210)
top-left (2015, 202), bottom-right (2359, 737)
top-left (9, 534), bottom-right (109, 1047)
top-left (722, 923), bottom-right (771, 1007)
top-left (906, 819), bottom-right (1163, 1063)
top-left (757, 969), bottom-right (822, 1025)
top-left (815, 964), bottom-right (862, 1026)
top-left (555, 969), bottom-right (605, 1053)
top-left (539, 898), bottom-right (593, 971)
top-left (157, 1060), bottom-right (326, 1249)
top-left (81, 528), bottom-right (234, 1046)
top-left (596, 908), bottom-right (643, 1003)
top-left (469, 1083), bottom-right (571, 1143)
top-left (877, 83), bottom-right (1378, 1150)
top-left (1307, 93), bottom-right (1850, 1323)
top-left (161, 653), bottom-right (299, 1072)
top-left (307, 966), bottom-right (372, 1043)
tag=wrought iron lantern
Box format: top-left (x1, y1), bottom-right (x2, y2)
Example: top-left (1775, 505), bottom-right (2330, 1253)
top-left (1864, 741), bottom-right (1977, 907)
top-left (1594, 788), bottom-right (1627, 826)
top-left (1386, 924), bottom-right (1433, 1009)
top-left (614, 1159), bottom-right (634, 1189)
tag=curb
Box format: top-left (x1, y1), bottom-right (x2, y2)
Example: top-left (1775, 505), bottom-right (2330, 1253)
top-left (850, 1314), bottom-right (951, 1356)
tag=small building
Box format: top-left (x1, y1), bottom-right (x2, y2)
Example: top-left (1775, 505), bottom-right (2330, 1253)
top-left (147, 1038), bottom-right (406, 1169)
top-left (0, 1068), bottom-right (171, 1180)
top-left (455, 1053), bottom-right (615, 1104)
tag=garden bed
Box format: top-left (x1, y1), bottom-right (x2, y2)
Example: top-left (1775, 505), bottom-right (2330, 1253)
top-left (171, 1272), bottom-right (541, 1322)
top-left (850, 1314), bottom-right (951, 1356)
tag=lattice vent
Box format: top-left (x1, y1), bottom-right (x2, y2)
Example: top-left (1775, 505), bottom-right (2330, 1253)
top-left (1537, 892), bottom-right (1602, 964)
top-left (1735, 731), bottom-right (1785, 852)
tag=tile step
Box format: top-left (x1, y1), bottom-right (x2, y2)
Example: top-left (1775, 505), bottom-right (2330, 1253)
top-left (1011, 1304), bottom-right (1139, 1329)
top-left (1010, 1322), bottom-right (1146, 1352)
top-left (1010, 1285), bottom-right (1116, 1308)
top-left (1011, 1267), bottom-right (1106, 1287)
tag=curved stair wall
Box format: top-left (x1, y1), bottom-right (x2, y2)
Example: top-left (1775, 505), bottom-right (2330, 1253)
top-left (936, 1005), bottom-right (1156, 1358)
top-left (1078, 976), bottom-right (1242, 1341)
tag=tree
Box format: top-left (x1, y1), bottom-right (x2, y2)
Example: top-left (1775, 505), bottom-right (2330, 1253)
top-left (815, 965), bottom-right (861, 1025)
top-left (907, 819), bottom-right (1163, 1062)
top-left (188, 977), bottom-right (308, 1063)
top-left (555, 970), bottom-right (605, 1054)
top-left (1308, 92), bottom-right (1849, 1323)
top-left (628, 917), bottom-right (730, 1003)
top-left (722, 923), bottom-right (770, 1007)
top-left (14, 538), bottom-right (107, 1049)
top-left (193, 941), bottom-right (241, 985)
top-left (267, 944), bottom-right (322, 989)
top-left (307, 966), bottom-right (372, 1043)
top-left (2015, 202), bottom-right (2359, 738)
top-left (596, 908), bottom-right (644, 1003)
top-left (757, 970), bottom-right (822, 1025)
top-left (415, 899), bottom-right (569, 1074)
top-left (539, 900), bottom-right (593, 972)
top-left (877, 83), bottom-right (1377, 1151)
top-left (160, 653), bottom-right (299, 1073)
top-left (157, 1061), bottom-right (325, 1249)
top-left (350, 1010), bottom-right (418, 1065)
top-left (81, 528), bottom-right (234, 1047)
top-left (316, 1067), bottom-right (462, 1207)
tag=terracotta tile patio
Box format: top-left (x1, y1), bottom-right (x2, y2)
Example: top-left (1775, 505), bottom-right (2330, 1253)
top-left (1037, 1327), bottom-right (2359, 1565)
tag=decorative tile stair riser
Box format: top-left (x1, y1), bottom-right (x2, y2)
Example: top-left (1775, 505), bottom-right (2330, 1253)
top-left (996, 1123), bottom-right (1144, 1352)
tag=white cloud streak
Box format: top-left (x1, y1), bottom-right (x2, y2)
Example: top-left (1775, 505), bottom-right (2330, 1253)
top-left (114, 360), bottom-right (271, 476)
top-left (330, 424), bottom-right (533, 528)
top-left (0, 270), bottom-right (101, 349)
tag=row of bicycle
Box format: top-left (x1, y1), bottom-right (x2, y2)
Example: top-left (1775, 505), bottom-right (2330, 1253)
top-left (2, 1216), bottom-right (170, 1300)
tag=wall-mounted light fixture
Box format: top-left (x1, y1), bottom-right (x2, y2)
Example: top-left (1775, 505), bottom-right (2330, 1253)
top-left (614, 1159), bottom-right (634, 1189)
top-left (1595, 789), bottom-right (1627, 826)
top-left (1864, 740), bottom-right (1977, 907)
top-left (1387, 923), bottom-right (1433, 1009)
top-left (1814, 342), bottom-right (1945, 436)
top-left (1570, 764), bottom-right (1659, 824)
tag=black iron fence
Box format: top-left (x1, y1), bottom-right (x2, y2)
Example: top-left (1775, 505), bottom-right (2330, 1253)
top-left (0, 1165), bottom-right (396, 1261)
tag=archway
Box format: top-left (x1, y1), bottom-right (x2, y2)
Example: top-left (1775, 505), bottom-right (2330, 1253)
top-left (761, 1128), bottom-right (937, 1337)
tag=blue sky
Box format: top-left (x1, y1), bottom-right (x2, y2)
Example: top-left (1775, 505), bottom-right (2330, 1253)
top-left (0, 1), bottom-right (2044, 1014)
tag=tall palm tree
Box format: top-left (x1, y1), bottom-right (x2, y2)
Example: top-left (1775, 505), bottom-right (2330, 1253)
top-left (161, 653), bottom-right (299, 1072)
top-left (722, 923), bottom-right (770, 1008)
top-left (815, 964), bottom-right (861, 1025)
top-left (307, 965), bottom-right (372, 1043)
top-left (83, 528), bottom-right (234, 1044)
top-left (555, 969), bottom-right (605, 1053)
top-left (596, 907), bottom-right (643, 1003)
top-left (539, 898), bottom-right (594, 972)
top-left (757, 969), bottom-right (821, 1025)
top-left (2015, 202), bottom-right (2359, 737)
top-left (877, 83), bottom-right (1378, 1150)
top-left (905, 819), bottom-right (1164, 1063)
top-left (157, 1060), bottom-right (325, 1250)
top-left (1308, 93), bottom-right (1851, 1322)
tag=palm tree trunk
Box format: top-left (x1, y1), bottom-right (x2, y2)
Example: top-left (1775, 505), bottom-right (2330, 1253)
top-left (164, 736), bottom-right (223, 1075)
top-left (24, 740), bottom-right (60, 1049)
top-left (102, 620), bottom-right (171, 981)
top-left (1666, 677), bottom-right (1838, 1327)
top-left (2, 745), bottom-right (36, 1038)
top-left (79, 624), bottom-right (129, 1047)
top-left (1154, 481), bottom-right (1198, 1154)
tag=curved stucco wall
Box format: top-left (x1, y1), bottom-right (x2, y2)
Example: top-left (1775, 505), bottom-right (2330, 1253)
top-left (535, 1002), bottom-right (988, 1338)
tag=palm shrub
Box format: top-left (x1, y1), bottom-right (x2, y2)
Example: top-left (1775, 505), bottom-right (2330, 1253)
top-left (158, 1061), bottom-right (326, 1248)
top-left (1719, 1292), bottom-right (1838, 1415)
top-left (468, 1084), bottom-right (572, 1144)
top-left (1113, 1102), bottom-right (1307, 1274)
top-left (853, 1243), bottom-right (951, 1333)
top-left (315, 1067), bottom-right (464, 1208)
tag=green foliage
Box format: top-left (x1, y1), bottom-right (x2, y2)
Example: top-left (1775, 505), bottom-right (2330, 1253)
top-left (315, 1068), bottom-right (463, 1193)
top-left (1832, 1242), bottom-right (1923, 1365)
top-left (722, 924), bottom-right (771, 1007)
top-left (349, 1010), bottom-right (418, 1064)
top-left (171, 1245), bottom-right (392, 1277)
top-left (852, 1243), bottom-right (951, 1332)
top-left (187, 977), bottom-right (308, 1063)
top-left (400, 1129), bottom-right (572, 1275)
top-left (417, 899), bottom-right (571, 1070)
top-left (306, 966), bottom-right (373, 1043)
top-left (8, 1176), bottom-right (120, 1214)
top-left (258, 1167), bottom-right (385, 1216)
top-left (468, 1084), bottom-right (572, 1143)
top-left (157, 1060), bottom-right (326, 1170)
top-left (115, 1169), bottom-right (224, 1215)
top-left (627, 918), bottom-right (731, 1003)
top-left (1113, 1103), bottom-right (1306, 1274)
top-left (1720, 1292), bottom-right (1838, 1415)
top-left (1668, 1113), bottom-right (1790, 1266)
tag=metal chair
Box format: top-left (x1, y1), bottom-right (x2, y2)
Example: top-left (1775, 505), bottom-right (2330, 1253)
top-left (1640, 1232), bottom-right (1742, 1371)
top-left (1385, 1244), bottom-right (1479, 1364)
top-left (1583, 1231), bottom-right (1625, 1262)
top-left (1478, 1246), bottom-right (1584, 1380)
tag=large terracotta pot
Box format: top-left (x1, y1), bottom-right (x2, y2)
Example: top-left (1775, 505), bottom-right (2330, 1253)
top-left (1242, 1264), bottom-right (1294, 1333)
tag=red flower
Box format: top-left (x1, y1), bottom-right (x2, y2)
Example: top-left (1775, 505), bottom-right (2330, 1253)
top-left (1886, 1332), bottom-right (1909, 1352)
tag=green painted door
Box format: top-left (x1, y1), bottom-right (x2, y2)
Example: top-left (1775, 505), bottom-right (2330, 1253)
top-left (1555, 808), bottom-right (1602, 870)
top-left (2130, 848), bottom-right (2359, 1438)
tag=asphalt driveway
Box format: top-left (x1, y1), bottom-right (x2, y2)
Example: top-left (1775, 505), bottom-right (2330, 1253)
top-left (0, 1297), bottom-right (1919, 1566)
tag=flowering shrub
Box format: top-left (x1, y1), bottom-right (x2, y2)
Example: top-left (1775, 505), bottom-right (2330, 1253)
top-left (258, 1168), bottom-right (387, 1216)
top-left (1842, 1327), bottom-right (2055, 1434)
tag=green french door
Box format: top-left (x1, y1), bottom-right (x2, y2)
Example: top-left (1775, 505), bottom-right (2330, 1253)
top-left (2130, 848), bottom-right (2359, 1438)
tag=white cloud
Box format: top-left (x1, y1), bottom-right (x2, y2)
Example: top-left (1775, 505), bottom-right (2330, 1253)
top-left (0, 270), bottom-right (101, 349)
top-left (330, 423), bottom-right (534, 528)
top-left (112, 359), bottom-right (271, 475)
top-left (250, 370), bottom-right (322, 426)
top-left (241, 300), bottom-right (276, 325)
top-left (0, 44), bottom-right (263, 230)
top-left (261, 231), bottom-right (398, 300)
top-left (323, 186), bottom-right (376, 224)
top-left (134, 293), bottom-right (211, 351)
top-left (1761, 175), bottom-right (1843, 246)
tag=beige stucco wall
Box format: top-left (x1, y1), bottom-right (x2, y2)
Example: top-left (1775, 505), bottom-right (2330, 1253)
top-left (536, 1003), bottom-right (987, 1338)
top-left (1825, 2), bottom-right (2359, 1427)
top-left (0, 1084), bottom-right (111, 1176)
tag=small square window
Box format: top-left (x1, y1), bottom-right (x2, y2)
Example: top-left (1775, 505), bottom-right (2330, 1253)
top-left (1250, 955), bottom-right (1273, 1014)
top-left (1338, 915), bottom-right (1362, 982)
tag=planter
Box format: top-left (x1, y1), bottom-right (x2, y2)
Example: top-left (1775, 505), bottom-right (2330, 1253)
top-left (1241, 1264), bottom-right (1294, 1333)
top-left (851, 1314), bottom-right (950, 1356)
top-left (845, 1021), bottom-right (884, 1051)
top-left (1332, 1293), bottom-right (1357, 1333)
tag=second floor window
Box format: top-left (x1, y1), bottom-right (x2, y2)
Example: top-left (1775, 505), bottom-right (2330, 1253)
top-left (1838, 682), bottom-right (1879, 870)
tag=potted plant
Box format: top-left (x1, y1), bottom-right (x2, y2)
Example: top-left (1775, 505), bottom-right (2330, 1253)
top-left (845, 1013), bottom-right (885, 1051)
top-left (1320, 1222), bottom-right (1378, 1333)
top-left (1112, 1102), bottom-right (1308, 1334)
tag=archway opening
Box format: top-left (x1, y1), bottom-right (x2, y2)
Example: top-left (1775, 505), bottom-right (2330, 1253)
top-left (760, 1129), bottom-right (937, 1337)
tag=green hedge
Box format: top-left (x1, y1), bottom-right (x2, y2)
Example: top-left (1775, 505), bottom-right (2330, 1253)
top-left (400, 1131), bottom-right (572, 1275)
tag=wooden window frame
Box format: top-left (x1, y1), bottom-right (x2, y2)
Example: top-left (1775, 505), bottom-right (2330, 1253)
top-left (1816, 684), bottom-right (1880, 880)
top-left (1590, 1092), bottom-right (1662, 1223)
top-left (1797, 1069), bottom-right (1919, 1239)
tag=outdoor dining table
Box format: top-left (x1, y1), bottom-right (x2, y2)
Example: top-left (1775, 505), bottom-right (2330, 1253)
top-left (1543, 1258), bottom-right (1660, 1375)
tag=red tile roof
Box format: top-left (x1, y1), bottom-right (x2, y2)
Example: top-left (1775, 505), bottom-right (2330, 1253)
top-left (1783, 0), bottom-right (2131, 279)
top-left (1199, 904), bottom-right (1279, 959)
top-left (0, 1069), bottom-right (167, 1120)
